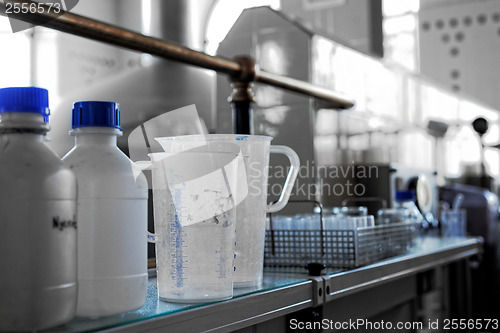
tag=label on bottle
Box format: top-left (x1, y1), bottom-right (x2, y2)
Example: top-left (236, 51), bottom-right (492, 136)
top-left (52, 215), bottom-right (77, 231)
top-left (0, 199), bottom-right (77, 285)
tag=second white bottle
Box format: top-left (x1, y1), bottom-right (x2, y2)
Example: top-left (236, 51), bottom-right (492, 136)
top-left (62, 101), bottom-right (148, 317)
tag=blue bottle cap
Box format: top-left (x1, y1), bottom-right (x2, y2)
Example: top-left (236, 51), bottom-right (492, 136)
top-left (0, 87), bottom-right (50, 122)
top-left (72, 101), bottom-right (121, 130)
top-left (395, 190), bottom-right (416, 201)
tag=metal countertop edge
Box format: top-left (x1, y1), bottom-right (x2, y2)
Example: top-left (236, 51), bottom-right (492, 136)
top-left (324, 238), bottom-right (482, 301)
top-left (98, 239), bottom-right (481, 332)
top-left (101, 280), bottom-right (313, 333)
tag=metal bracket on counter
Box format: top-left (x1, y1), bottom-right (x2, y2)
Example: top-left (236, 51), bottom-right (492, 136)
top-left (322, 275), bottom-right (336, 303)
top-left (321, 238), bottom-right (483, 303)
top-left (305, 262), bottom-right (326, 306)
top-left (309, 276), bottom-right (325, 307)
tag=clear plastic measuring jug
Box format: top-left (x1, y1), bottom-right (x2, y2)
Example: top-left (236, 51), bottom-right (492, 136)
top-left (144, 141), bottom-right (247, 302)
top-left (156, 135), bottom-right (300, 288)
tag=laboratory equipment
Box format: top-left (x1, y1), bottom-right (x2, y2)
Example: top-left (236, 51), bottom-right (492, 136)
top-left (440, 183), bottom-right (500, 317)
top-left (0, 87), bottom-right (77, 331)
top-left (376, 208), bottom-right (408, 224)
top-left (338, 206), bottom-right (368, 217)
top-left (465, 117), bottom-right (495, 191)
top-left (156, 134), bottom-right (300, 288)
top-left (145, 141), bottom-right (244, 302)
top-left (440, 209), bottom-right (467, 237)
top-left (289, 214), bottom-right (320, 230)
top-left (394, 190), bottom-right (425, 239)
top-left (325, 214), bottom-right (375, 229)
top-left (264, 215), bottom-right (413, 270)
top-left (62, 101), bottom-right (148, 317)
top-left (441, 193), bottom-right (466, 237)
top-left (266, 215), bottom-right (293, 230)
top-left (426, 119), bottom-right (449, 186)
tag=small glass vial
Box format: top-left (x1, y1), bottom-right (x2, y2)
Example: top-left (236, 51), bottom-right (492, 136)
top-left (394, 190), bottom-right (426, 244)
top-left (0, 87), bottom-right (77, 331)
top-left (62, 101), bottom-right (148, 317)
top-left (394, 190), bottom-right (424, 224)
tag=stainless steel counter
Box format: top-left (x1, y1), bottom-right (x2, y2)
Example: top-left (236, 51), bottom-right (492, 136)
top-left (43, 237), bottom-right (482, 333)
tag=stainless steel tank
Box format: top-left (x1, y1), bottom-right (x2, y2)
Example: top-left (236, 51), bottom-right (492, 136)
top-left (44, 0), bottom-right (217, 156)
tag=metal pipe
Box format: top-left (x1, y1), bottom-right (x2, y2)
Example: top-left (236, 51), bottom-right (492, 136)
top-left (0, 0), bottom-right (355, 109)
top-left (256, 70), bottom-right (354, 109)
top-left (0, 0), bottom-right (240, 76)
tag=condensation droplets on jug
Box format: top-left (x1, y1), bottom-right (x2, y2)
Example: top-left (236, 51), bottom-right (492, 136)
top-left (143, 139), bottom-right (246, 302)
top-left (155, 134), bottom-right (300, 288)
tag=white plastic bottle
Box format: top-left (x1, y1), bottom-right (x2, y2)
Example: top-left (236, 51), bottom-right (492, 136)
top-left (62, 101), bottom-right (148, 317)
top-left (0, 87), bottom-right (77, 331)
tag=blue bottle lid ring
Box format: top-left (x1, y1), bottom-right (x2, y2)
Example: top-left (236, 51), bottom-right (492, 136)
top-left (72, 101), bottom-right (121, 130)
top-left (0, 87), bottom-right (50, 122)
top-left (395, 190), bottom-right (416, 201)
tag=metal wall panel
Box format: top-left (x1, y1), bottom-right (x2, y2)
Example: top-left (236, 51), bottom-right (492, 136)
top-left (419, 0), bottom-right (500, 110)
top-left (281, 0), bottom-right (383, 56)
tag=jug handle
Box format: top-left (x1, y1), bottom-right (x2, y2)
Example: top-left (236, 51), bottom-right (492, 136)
top-left (266, 145), bottom-right (300, 213)
top-left (134, 161), bottom-right (159, 243)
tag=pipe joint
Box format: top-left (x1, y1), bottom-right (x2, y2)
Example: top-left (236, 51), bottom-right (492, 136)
top-left (230, 56), bottom-right (257, 83)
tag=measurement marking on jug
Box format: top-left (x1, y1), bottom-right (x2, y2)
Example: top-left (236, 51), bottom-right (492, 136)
top-left (170, 188), bottom-right (187, 288)
top-left (217, 253), bottom-right (227, 279)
